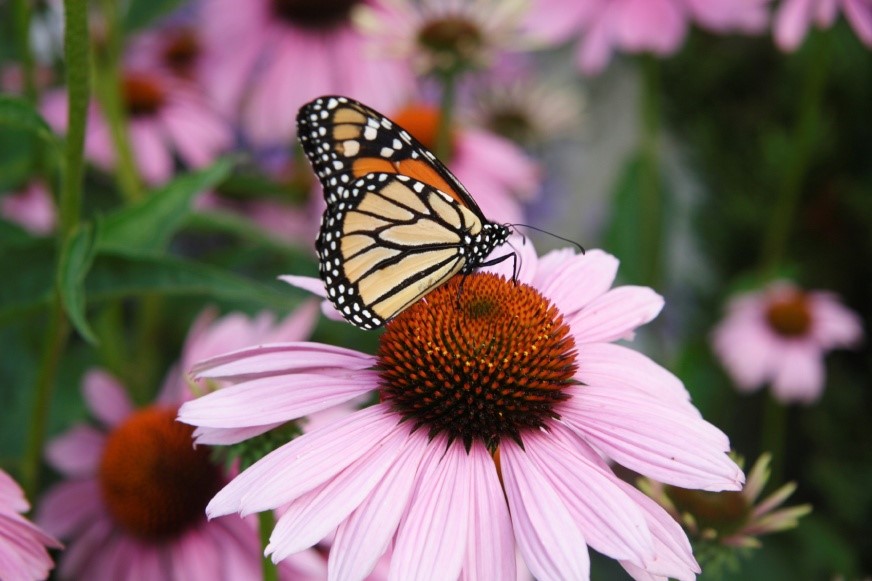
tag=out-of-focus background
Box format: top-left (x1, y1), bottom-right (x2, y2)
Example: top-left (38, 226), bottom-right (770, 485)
top-left (1, 0), bottom-right (871, 578)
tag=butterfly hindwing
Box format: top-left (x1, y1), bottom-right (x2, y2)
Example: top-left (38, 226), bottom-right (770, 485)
top-left (297, 95), bottom-right (512, 330)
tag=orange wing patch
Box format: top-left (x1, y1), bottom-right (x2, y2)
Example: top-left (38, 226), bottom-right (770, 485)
top-left (351, 157), bottom-right (465, 206)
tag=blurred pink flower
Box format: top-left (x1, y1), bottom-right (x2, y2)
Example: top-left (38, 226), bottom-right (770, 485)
top-left (180, 244), bottom-right (743, 580)
top-left (36, 306), bottom-right (325, 580)
top-left (199, 0), bottom-right (413, 146)
top-left (42, 68), bottom-right (233, 185)
top-left (387, 102), bottom-right (540, 224)
top-left (1, 181), bottom-right (56, 235)
top-left (525, 0), bottom-right (770, 75)
top-left (774, 0), bottom-right (872, 51)
top-left (0, 469), bottom-right (60, 581)
top-left (712, 281), bottom-right (863, 404)
top-left (127, 23), bottom-right (206, 82)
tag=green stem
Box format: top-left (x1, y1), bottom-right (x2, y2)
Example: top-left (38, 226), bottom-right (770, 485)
top-left (435, 72), bottom-right (457, 161)
top-left (760, 35), bottom-right (829, 273)
top-left (259, 511), bottom-right (279, 581)
top-left (21, 301), bottom-right (70, 499)
top-left (59, 0), bottom-right (90, 236)
top-left (762, 395), bottom-right (787, 485)
top-left (94, 0), bottom-right (143, 203)
top-left (12, 0), bottom-right (38, 104)
top-left (638, 56), bottom-right (664, 290)
top-left (130, 293), bottom-right (163, 404)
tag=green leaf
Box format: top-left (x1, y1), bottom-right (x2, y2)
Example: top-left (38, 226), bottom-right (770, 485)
top-left (0, 96), bottom-right (61, 150)
top-left (97, 159), bottom-right (234, 254)
top-left (57, 223), bottom-right (99, 344)
top-left (603, 154), bottom-right (645, 283)
top-left (0, 220), bottom-right (34, 246)
top-left (123, 0), bottom-right (186, 31)
top-left (183, 210), bottom-right (313, 261)
top-left (86, 251), bottom-right (300, 311)
top-left (0, 239), bottom-right (55, 321)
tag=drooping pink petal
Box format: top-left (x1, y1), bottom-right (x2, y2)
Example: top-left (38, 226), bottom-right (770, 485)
top-left (57, 516), bottom-right (114, 579)
top-left (160, 98), bottom-right (232, 169)
top-left (45, 425), bottom-right (105, 477)
top-left (191, 342), bottom-right (374, 381)
top-left (205, 519), bottom-right (264, 580)
top-left (389, 438), bottom-right (469, 581)
top-left (178, 370), bottom-right (377, 429)
top-left (770, 343), bottom-right (825, 404)
top-left (265, 426), bottom-right (406, 561)
top-left (36, 479), bottom-right (105, 538)
top-left (576, 6), bottom-right (617, 75)
top-left (533, 249), bottom-right (620, 318)
top-left (560, 385), bottom-right (743, 490)
top-left (463, 442), bottom-right (517, 581)
top-left (169, 526), bottom-right (222, 581)
top-left (615, 0), bottom-right (687, 54)
top-left (129, 120), bottom-right (174, 185)
top-left (501, 439), bottom-right (590, 580)
top-left (711, 315), bottom-right (780, 391)
top-left (575, 342), bottom-right (695, 412)
top-left (523, 0), bottom-right (599, 43)
top-left (569, 286), bottom-right (664, 344)
top-left (843, 0), bottom-right (872, 45)
top-left (810, 293), bottom-right (863, 349)
top-left (329, 431), bottom-right (429, 580)
top-left (192, 422), bottom-right (285, 446)
top-left (82, 369), bottom-right (133, 427)
top-left (523, 424), bottom-right (654, 563)
top-left (774, 0), bottom-right (815, 51)
top-left (206, 405), bottom-right (398, 516)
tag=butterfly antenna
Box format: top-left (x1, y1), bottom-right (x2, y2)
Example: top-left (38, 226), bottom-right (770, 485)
top-left (508, 223), bottom-right (585, 254)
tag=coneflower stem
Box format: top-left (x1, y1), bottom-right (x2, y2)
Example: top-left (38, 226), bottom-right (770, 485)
top-left (259, 511), bottom-right (279, 581)
top-left (435, 72), bottom-right (457, 161)
top-left (638, 56), bottom-right (664, 291)
top-left (12, 0), bottom-right (38, 105)
top-left (21, 0), bottom-right (90, 499)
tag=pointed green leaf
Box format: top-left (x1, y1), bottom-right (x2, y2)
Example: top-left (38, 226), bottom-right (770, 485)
top-left (0, 239), bottom-right (55, 321)
top-left (57, 223), bottom-right (99, 344)
top-left (97, 158), bottom-right (234, 254)
top-left (0, 96), bottom-right (60, 150)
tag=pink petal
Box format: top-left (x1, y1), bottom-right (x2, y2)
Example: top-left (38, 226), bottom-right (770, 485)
top-left (82, 369), bottom-right (133, 427)
top-left (56, 517), bottom-right (114, 579)
top-left (169, 526), bottom-right (222, 581)
top-left (810, 293), bottom-right (863, 349)
top-left (191, 342), bottom-right (373, 381)
top-left (774, 0), bottom-right (815, 51)
top-left (523, 424), bottom-right (654, 562)
top-left (533, 249), bottom-right (620, 318)
top-left (178, 370), bottom-right (378, 429)
top-left (770, 343), bottom-right (825, 404)
top-left (576, 7), bottom-right (617, 75)
top-left (35, 479), bottom-right (104, 538)
top-left (160, 99), bottom-right (231, 169)
top-left (463, 442), bottom-right (517, 581)
top-left (615, 0), bottom-right (687, 54)
top-left (523, 0), bottom-right (598, 43)
top-left (192, 422), bottom-right (284, 446)
top-left (390, 439), bottom-right (469, 581)
top-left (266, 428), bottom-right (405, 561)
top-left (329, 431), bottom-right (429, 580)
top-left (209, 519), bottom-right (265, 580)
top-left (480, 235), bottom-right (539, 284)
top-left (129, 120), bottom-right (173, 185)
top-left (575, 342), bottom-right (696, 413)
top-left (843, 0), bottom-right (872, 45)
top-left (711, 315), bottom-right (779, 391)
top-left (560, 385), bottom-right (743, 490)
top-left (206, 405), bottom-right (399, 516)
top-left (569, 286), bottom-right (664, 344)
top-left (266, 299), bottom-right (321, 343)
top-left (45, 425), bottom-right (105, 477)
top-left (501, 439), bottom-right (590, 580)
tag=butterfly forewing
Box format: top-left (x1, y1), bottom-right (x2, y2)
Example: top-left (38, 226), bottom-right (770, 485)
top-left (297, 96), bottom-right (511, 329)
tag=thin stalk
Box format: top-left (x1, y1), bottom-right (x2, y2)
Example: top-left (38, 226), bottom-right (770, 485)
top-left (760, 35), bottom-right (829, 273)
top-left (21, 0), bottom-right (91, 499)
top-left (12, 0), bottom-right (38, 104)
top-left (638, 56), bottom-right (664, 290)
top-left (259, 511), bottom-right (279, 581)
top-left (435, 72), bottom-right (457, 161)
top-left (130, 293), bottom-right (163, 404)
top-left (762, 395), bottom-right (787, 485)
top-left (93, 0), bottom-right (143, 202)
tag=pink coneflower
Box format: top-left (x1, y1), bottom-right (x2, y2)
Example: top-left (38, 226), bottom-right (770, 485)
top-left (127, 23), bottom-right (206, 82)
top-left (180, 244), bottom-right (744, 580)
top-left (36, 307), bottom-right (323, 580)
top-left (640, 453), bottom-right (812, 551)
top-left (711, 281), bottom-right (863, 404)
top-left (42, 67), bottom-right (233, 185)
top-left (388, 102), bottom-right (540, 224)
top-left (524, 0), bottom-right (770, 75)
top-left (199, 0), bottom-right (413, 147)
top-left (357, 0), bottom-right (532, 77)
top-left (774, 0), bottom-right (872, 51)
top-left (1, 180), bottom-right (56, 235)
top-left (0, 469), bottom-right (61, 581)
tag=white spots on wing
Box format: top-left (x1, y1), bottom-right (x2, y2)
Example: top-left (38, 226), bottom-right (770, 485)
top-left (343, 140), bottom-right (360, 156)
top-left (380, 147), bottom-right (394, 157)
top-left (364, 126), bottom-right (378, 140)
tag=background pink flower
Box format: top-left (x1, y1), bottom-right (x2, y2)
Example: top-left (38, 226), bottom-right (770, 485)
top-left (42, 68), bottom-right (232, 185)
top-left (711, 281), bottom-right (863, 404)
top-left (199, 0), bottom-right (414, 146)
top-left (0, 469), bottom-right (60, 581)
top-left (774, 0), bottom-right (872, 50)
top-left (0, 181), bottom-right (56, 235)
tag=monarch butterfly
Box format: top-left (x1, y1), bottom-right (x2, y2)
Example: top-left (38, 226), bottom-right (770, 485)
top-left (297, 95), bottom-right (513, 330)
